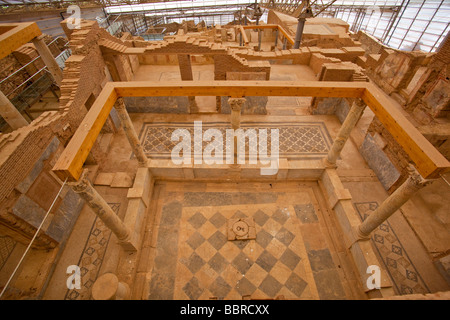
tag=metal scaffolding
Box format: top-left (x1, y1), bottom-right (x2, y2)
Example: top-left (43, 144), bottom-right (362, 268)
top-left (1, 1), bottom-right (448, 52)
top-left (264, 0), bottom-right (450, 53)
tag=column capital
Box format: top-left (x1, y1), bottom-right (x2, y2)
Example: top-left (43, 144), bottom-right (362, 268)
top-left (228, 97), bottom-right (246, 111)
top-left (114, 97), bottom-right (126, 110)
top-left (68, 169), bottom-right (90, 193)
top-left (406, 163), bottom-right (433, 188)
top-left (354, 98), bottom-right (366, 109)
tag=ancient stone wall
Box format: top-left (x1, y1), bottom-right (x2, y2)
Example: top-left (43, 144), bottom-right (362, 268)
top-left (0, 111), bottom-right (72, 248)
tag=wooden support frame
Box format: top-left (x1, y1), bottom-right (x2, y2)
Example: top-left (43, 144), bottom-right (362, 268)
top-left (52, 81), bottom-right (450, 181)
top-left (0, 22), bottom-right (42, 60)
top-left (238, 24), bottom-right (295, 46)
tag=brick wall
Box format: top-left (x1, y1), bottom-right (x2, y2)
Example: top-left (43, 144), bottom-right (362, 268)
top-left (0, 112), bottom-right (63, 205)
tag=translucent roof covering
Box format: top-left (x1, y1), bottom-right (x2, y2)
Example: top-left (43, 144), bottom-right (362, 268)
top-left (1, 0), bottom-right (447, 53)
top-left (104, 1), bottom-right (254, 13)
top-left (318, 0), bottom-right (450, 52)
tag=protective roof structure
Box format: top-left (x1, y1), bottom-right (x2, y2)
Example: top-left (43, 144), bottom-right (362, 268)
top-left (0, 0), bottom-right (448, 52)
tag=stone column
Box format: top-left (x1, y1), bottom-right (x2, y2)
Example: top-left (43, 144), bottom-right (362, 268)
top-left (258, 29), bottom-right (262, 51)
top-left (354, 164), bottom-right (432, 240)
top-left (177, 54), bottom-right (199, 113)
top-left (69, 170), bottom-right (137, 251)
top-left (32, 35), bottom-right (63, 86)
top-left (274, 28), bottom-right (279, 48)
top-left (325, 98), bottom-right (366, 166)
top-left (92, 273), bottom-right (130, 300)
top-left (0, 90), bottom-right (28, 130)
top-left (114, 98), bottom-right (148, 166)
top-left (229, 98), bottom-right (246, 166)
top-left (230, 97), bottom-right (245, 130)
top-left (294, 17), bottom-right (306, 49)
top-left (283, 37), bottom-right (287, 50)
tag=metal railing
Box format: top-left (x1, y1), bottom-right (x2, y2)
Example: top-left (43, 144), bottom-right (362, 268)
top-left (0, 43), bottom-right (71, 130)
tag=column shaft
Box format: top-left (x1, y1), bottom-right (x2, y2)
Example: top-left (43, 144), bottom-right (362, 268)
top-left (356, 165), bottom-right (431, 239)
top-left (177, 54), bottom-right (198, 113)
top-left (115, 98), bottom-right (148, 166)
top-left (0, 90), bottom-right (28, 130)
top-left (70, 170), bottom-right (134, 250)
top-left (229, 98), bottom-right (246, 165)
top-left (274, 29), bottom-right (279, 47)
top-left (32, 35), bottom-right (63, 86)
top-left (326, 99), bottom-right (366, 165)
top-left (294, 18), bottom-right (306, 49)
top-left (258, 30), bottom-right (262, 51)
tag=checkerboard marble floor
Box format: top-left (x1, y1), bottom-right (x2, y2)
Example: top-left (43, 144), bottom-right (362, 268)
top-left (144, 182), bottom-right (363, 300)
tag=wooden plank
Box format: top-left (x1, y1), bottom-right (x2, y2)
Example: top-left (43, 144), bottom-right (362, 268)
top-left (113, 81), bottom-right (366, 99)
top-left (52, 81), bottom-right (450, 182)
top-left (363, 83), bottom-right (450, 179)
top-left (242, 24), bottom-right (278, 30)
top-left (53, 83), bottom-right (117, 181)
top-left (277, 25), bottom-right (295, 45)
top-left (0, 22), bottom-right (42, 60)
top-left (241, 24), bottom-right (294, 45)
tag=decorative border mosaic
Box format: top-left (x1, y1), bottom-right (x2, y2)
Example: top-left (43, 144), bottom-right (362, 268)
top-left (354, 202), bottom-right (430, 295)
top-left (64, 203), bottom-right (120, 300)
top-left (0, 236), bottom-right (17, 271)
top-left (138, 121), bottom-right (333, 160)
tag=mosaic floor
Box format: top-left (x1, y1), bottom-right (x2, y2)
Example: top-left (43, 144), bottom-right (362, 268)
top-left (0, 236), bottom-right (16, 271)
top-left (355, 202), bottom-right (430, 295)
top-left (64, 203), bottom-right (120, 300)
top-left (146, 182), bottom-right (358, 300)
top-left (138, 121), bottom-right (333, 160)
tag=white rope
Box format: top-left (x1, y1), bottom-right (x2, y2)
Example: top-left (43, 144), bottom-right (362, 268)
top-left (441, 173), bottom-right (450, 188)
top-left (0, 177), bottom-right (69, 300)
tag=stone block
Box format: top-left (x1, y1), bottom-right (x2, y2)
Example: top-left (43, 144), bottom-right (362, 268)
top-left (124, 96), bottom-right (189, 114)
top-left (94, 172), bottom-right (115, 186)
top-left (359, 133), bottom-right (400, 190)
top-left (111, 172), bottom-right (134, 188)
top-left (12, 194), bottom-right (46, 229)
top-left (124, 198), bottom-right (147, 249)
top-left (15, 137), bottom-right (60, 194)
top-left (46, 188), bottom-right (84, 243)
top-left (335, 98), bottom-right (351, 123)
top-left (127, 167), bottom-right (153, 207)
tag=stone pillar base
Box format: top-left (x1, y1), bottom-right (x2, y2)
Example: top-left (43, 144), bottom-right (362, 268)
top-left (92, 273), bottom-right (130, 300)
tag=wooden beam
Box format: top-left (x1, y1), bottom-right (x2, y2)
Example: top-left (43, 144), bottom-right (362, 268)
top-left (242, 24), bottom-right (279, 30)
top-left (240, 24), bottom-right (295, 45)
top-left (113, 81), bottom-right (366, 99)
top-left (53, 83), bottom-right (117, 181)
top-left (277, 25), bottom-right (295, 45)
top-left (363, 83), bottom-right (450, 179)
top-left (0, 22), bottom-right (42, 60)
top-left (52, 81), bottom-right (450, 182)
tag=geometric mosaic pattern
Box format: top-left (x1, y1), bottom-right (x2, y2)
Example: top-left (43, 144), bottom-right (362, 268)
top-left (139, 121), bottom-right (332, 160)
top-left (354, 202), bottom-right (430, 295)
top-left (150, 204), bottom-right (312, 300)
top-left (64, 203), bottom-right (120, 300)
top-left (148, 185), bottom-right (350, 300)
top-left (0, 235), bottom-right (17, 271)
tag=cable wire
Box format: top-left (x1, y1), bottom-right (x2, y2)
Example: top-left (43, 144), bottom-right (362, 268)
top-left (0, 177), bottom-right (69, 300)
